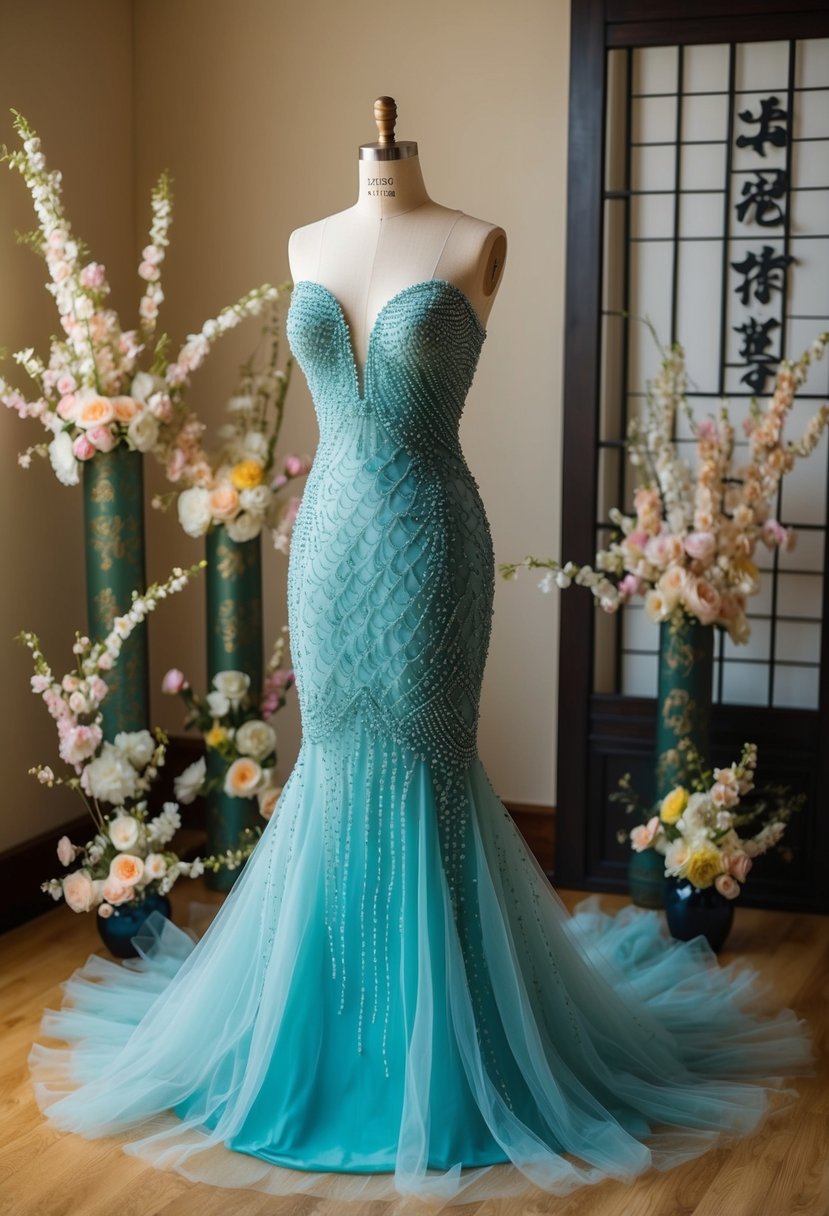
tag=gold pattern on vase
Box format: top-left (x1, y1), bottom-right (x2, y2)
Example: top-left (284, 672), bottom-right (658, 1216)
top-left (663, 637), bottom-right (698, 678)
top-left (90, 474), bottom-right (116, 504)
top-left (218, 598), bottom-right (263, 655)
top-left (661, 688), bottom-right (696, 739)
top-left (216, 541), bottom-right (260, 580)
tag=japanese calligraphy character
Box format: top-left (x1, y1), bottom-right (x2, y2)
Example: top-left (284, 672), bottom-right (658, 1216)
top-left (735, 169), bottom-right (788, 227)
top-left (736, 96), bottom-right (789, 157)
top-left (731, 246), bottom-right (795, 305)
top-left (735, 316), bottom-right (780, 393)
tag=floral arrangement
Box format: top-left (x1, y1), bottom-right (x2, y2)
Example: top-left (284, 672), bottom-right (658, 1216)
top-left (162, 628), bottom-right (295, 822)
top-left (154, 300), bottom-right (312, 549)
top-left (614, 739), bottom-right (803, 899)
top-left (0, 110), bottom-right (277, 487)
top-left (20, 562), bottom-right (236, 917)
top-left (501, 330), bottom-right (829, 644)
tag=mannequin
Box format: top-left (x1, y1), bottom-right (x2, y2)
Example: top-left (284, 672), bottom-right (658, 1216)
top-left (288, 96), bottom-right (507, 380)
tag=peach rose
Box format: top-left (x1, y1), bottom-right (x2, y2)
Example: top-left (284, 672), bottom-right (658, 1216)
top-left (62, 869), bottom-right (97, 912)
top-left (715, 873), bottom-right (740, 899)
top-left (108, 853), bottom-right (145, 887)
top-left (224, 756), bottom-right (264, 798)
top-left (101, 879), bottom-right (135, 906)
top-left (725, 851), bottom-right (753, 883)
top-left (76, 395), bottom-right (115, 429)
top-left (258, 784), bottom-right (283, 821)
top-left (209, 483), bottom-right (241, 520)
top-left (111, 395), bottom-right (140, 424)
top-left (682, 575), bottom-right (721, 625)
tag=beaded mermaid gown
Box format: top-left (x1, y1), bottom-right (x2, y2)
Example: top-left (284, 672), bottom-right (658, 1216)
top-left (28, 275), bottom-right (814, 1206)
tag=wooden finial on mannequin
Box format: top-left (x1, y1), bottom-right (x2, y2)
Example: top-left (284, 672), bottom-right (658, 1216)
top-left (374, 96), bottom-right (397, 146)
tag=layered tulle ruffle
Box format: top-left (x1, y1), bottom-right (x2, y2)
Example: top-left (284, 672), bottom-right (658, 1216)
top-left (29, 713), bottom-right (815, 1205)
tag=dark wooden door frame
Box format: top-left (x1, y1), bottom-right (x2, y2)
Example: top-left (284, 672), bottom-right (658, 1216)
top-left (556, 0), bottom-right (829, 910)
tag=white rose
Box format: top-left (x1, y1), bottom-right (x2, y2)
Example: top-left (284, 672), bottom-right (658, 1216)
top-left (144, 853), bottom-right (168, 880)
top-left (82, 743), bottom-right (138, 804)
top-left (127, 410), bottom-right (159, 453)
top-left (177, 486), bottom-right (213, 538)
top-left (108, 814), bottom-right (140, 851)
top-left (242, 431), bottom-right (269, 460)
top-left (239, 485), bottom-right (271, 514)
top-left (213, 670), bottom-right (250, 707)
top-left (114, 729), bottom-right (155, 770)
top-left (48, 430), bottom-right (80, 486)
top-left (130, 371), bottom-right (166, 403)
top-left (206, 690), bottom-right (230, 718)
top-left (174, 756), bottom-right (206, 805)
top-left (225, 510), bottom-right (263, 543)
top-left (224, 756), bottom-right (264, 798)
top-left (235, 718), bottom-right (277, 762)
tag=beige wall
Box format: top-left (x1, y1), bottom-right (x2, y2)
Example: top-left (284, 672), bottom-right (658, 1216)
top-left (0, 1), bottom-right (135, 852)
top-left (0, 0), bottom-right (569, 854)
top-left (134, 0), bottom-right (570, 808)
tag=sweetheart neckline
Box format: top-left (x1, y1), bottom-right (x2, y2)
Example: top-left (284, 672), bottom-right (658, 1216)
top-left (290, 278), bottom-right (487, 401)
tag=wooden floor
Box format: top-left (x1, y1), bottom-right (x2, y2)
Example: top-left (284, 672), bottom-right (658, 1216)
top-left (1, 881), bottom-right (827, 1216)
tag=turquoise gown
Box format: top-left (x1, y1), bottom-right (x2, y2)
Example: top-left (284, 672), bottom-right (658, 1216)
top-left (28, 276), bottom-right (814, 1206)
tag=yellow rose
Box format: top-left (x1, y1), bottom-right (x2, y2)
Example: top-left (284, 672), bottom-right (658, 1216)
top-left (230, 459), bottom-right (265, 491)
top-left (685, 846), bottom-right (723, 889)
top-left (206, 725), bottom-right (228, 749)
top-left (660, 786), bottom-right (688, 824)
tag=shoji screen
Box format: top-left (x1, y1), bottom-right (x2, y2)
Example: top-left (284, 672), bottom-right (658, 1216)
top-left (557, 4), bottom-right (829, 913)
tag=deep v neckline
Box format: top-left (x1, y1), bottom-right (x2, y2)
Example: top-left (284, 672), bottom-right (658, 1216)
top-left (292, 278), bottom-right (486, 401)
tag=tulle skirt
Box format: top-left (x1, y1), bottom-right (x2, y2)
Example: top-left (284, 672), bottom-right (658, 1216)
top-left (28, 712), bottom-right (815, 1206)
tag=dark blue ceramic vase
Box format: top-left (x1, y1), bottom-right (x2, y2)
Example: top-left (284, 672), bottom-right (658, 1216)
top-left (663, 877), bottom-right (734, 953)
top-left (96, 890), bottom-right (172, 959)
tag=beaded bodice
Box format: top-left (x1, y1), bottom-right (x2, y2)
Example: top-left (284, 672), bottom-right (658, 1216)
top-left (286, 278), bottom-right (495, 771)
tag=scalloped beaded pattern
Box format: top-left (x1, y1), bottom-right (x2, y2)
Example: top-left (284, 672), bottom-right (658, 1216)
top-left (286, 279), bottom-right (494, 772)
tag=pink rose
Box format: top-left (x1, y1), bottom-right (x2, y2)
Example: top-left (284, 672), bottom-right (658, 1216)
top-left (87, 425), bottom-right (116, 452)
top-left (714, 873), bottom-right (741, 900)
top-left (72, 434), bottom-right (96, 461)
top-left (57, 835), bottom-right (78, 866)
top-left (161, 668), bottom-right (188, 694)
top-left (57, 394), bottom-right (78, 421)
top-left (630, 815), bottom-right (661, 852)
top-left (683, 530), bottom-right (716, 562)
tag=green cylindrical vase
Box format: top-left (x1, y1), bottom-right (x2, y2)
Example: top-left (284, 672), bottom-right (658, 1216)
top-left (627, 610), bottom-right (715, 909)
top-left (655, 610), bottom-right (714, 797)
top-left (204, 524), bottom-right (263, 891)
top-left (83, 447), bottom-right (149, 737)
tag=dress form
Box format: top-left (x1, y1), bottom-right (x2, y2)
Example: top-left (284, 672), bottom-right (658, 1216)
top-left (288, 97), bottom-right (507, 375)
